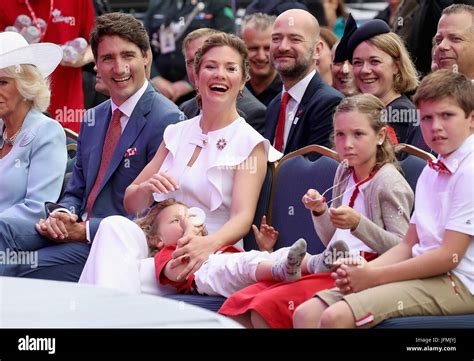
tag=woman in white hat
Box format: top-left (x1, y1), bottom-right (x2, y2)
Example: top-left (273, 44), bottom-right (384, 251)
top-left (0, 31), bottom-right (67, 223)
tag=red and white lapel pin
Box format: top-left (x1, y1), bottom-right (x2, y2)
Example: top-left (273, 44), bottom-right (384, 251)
top-left (125, 147), bottom-right (138, 157)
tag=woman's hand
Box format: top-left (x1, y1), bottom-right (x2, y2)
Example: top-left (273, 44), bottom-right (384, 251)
top-left (137, 171), bottom-right (179, 196)
top-left (328, 206), bottom-right (361, 231)
top-left (302, 189), bottom-right (327, 214)
top-left (252, 215), bottom-right (278, 252)
top-left (169, 235), bottom-right (216, 280)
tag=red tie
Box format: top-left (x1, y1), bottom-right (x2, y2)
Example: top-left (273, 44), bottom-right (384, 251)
top-left (274, 91), bottom-right (290, 152)
top-left (85, 109), bottom-right (123, 216)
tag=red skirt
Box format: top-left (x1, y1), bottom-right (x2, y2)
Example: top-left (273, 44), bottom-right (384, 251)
top-left (218, 273), bottom-right (335, 328)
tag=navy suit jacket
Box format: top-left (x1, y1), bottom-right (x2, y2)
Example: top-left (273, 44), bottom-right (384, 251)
top-left (179, 87), bottom-right (266, 135)
top-left (264, 72), bottom-right (342, 154)
top-left (60, 83), bottom-right (183, 239)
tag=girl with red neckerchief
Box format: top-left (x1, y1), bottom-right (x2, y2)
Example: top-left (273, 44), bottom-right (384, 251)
top-left (219, 93), bottom-right (414, 328)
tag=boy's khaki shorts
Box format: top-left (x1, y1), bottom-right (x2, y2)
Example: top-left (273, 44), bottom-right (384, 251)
top-left (315, 272), bottom-right (474, 328)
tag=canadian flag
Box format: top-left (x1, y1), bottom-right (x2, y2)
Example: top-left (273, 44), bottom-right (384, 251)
top-left (125, 147), bottom-right (137, 157)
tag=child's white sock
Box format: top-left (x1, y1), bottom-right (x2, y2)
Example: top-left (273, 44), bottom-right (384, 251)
top-left (307, 240), bottom-right (349, 273)
top-left (272, 238), bottom-right (307, 282)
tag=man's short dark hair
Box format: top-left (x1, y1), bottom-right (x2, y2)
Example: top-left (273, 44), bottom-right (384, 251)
top-left (413, 70), bottom-right (474, 117)
top-left (90, 12), bottom-right (150, 60)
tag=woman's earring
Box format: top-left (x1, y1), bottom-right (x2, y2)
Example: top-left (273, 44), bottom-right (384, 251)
top-left (238, 89), bottom-right (243, 97)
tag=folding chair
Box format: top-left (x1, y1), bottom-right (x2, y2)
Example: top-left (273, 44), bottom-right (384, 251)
top-left (395, 143), bottom-right (435, 194)
top-left (243, 162), bottom-right (276, 251)
top-left (268, 145), bottom-right (340, 254)
top-left (61, 129), bottom-right (79, 196)
top-left (64, 128), bottom-right (78, 142)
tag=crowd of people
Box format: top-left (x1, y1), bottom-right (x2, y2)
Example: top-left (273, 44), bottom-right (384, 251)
top-left (0, 0), bottom-right (473, 329)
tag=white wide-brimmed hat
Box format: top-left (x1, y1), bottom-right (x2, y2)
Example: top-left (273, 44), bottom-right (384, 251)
top-left (0, 31), bottom-right (63, 78)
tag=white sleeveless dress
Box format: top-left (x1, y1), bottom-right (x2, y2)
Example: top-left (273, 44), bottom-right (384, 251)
top-left (79, 115), bottom-right (281, 294)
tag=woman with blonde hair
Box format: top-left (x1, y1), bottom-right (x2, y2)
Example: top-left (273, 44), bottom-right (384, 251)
top-left (340, 18), bottom-right (421, 144)
top-left (0, 31), bottom-right (66, 223)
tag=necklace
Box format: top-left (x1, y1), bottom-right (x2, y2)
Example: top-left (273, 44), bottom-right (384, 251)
top-left (2, 128), bottom-right (21, 146)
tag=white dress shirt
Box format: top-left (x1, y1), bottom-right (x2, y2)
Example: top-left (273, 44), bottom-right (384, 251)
top-left (279, 69), bottom-right (316, 151)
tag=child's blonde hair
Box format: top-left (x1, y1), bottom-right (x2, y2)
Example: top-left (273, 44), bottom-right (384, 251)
top-left (134, 199), bottom-right (186, 256)
top-left (333, 94), bottom-right (398, 170)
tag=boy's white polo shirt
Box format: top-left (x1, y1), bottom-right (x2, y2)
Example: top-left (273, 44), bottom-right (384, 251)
top-left (411, 134), bottom-right (474, 294)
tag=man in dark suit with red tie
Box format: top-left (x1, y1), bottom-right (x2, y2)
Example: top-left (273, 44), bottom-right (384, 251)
top-left (264, 9), bottom-right (342, 155)
top-left (0, 13), bottom-right (184, 281)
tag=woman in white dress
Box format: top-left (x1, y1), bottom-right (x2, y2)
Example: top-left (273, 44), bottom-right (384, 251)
top-left (79, 33), bottom-right (281, 293)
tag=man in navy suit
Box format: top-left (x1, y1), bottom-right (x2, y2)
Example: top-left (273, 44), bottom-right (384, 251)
top-left (264, 9), bottom-right (342, 154)
top-left (0, 13), bottom-right (184, 281)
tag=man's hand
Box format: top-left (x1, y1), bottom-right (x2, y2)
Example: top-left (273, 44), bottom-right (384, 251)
top-left (252, 215), bottom-right (278, 252)
top-left (36, 212), bottom-right (87, 243)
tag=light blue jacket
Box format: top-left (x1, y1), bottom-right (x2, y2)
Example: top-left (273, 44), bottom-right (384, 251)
top-left (0, 109), bottom-right (67, 223)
